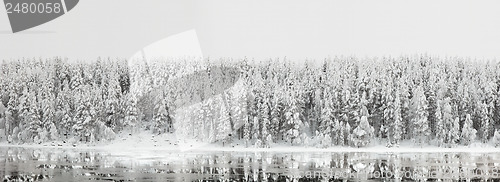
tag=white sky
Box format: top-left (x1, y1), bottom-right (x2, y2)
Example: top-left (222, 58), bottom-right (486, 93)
top-left (1, 0), bottom-right (500, 61)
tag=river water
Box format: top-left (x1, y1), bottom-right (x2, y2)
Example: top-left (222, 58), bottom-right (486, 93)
top-left (0, 147), bottom-right (499, 181)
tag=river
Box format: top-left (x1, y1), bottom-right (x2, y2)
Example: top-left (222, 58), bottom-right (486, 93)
top-left (0, 147), bottom-right (499, 181)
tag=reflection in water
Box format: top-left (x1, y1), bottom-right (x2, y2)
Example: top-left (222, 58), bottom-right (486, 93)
top-left (0, 147), bottom-right (499, 181)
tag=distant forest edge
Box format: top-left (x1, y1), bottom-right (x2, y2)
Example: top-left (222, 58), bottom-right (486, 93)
top-left (1, 56), bottom-right (500, 148)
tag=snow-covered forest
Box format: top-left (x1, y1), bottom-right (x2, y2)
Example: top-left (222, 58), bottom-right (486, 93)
top-left (1, 56), bottom-right (500, 148)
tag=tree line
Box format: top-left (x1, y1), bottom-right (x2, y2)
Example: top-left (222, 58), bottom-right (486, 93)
top-left (1, 56), bottom-right (500, 147)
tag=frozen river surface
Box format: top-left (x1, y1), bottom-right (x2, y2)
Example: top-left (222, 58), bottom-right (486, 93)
top-left (0, 147), bottom-right (499, 181)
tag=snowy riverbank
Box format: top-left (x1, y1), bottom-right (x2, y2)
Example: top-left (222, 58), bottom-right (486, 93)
top-left (0, 131), bottom-right (498, 154)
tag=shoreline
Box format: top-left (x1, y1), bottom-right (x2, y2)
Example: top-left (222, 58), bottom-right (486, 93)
top-left (0, 131), bottom-right (496, 153)
top-left (0, 142), bottom-right (497, 153)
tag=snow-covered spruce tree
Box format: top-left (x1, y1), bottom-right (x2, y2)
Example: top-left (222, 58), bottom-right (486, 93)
top-left (478, 101), bottom-right (491, 143)
top-left (344, 121), bottom-right (351, 146)
top-left (153, 95), bottom-right (169, 135)
top-left (252, 116), bottom-right (261, 147)
top-left (40, 90), bottom-right (56, 142)
top-left (14, 85), bottom-right (34, 143)
top-left (246, 84), bottom-right (259, 145)
top-left (192, 94), bottom-right (205, 141)
top-left (389, 90), bottom-right (403, 146)
top-left (5, 90), bottom-right (19, 142)
top-left (71, 90), bottom-right (85, 141)
top-left (285, 91), bottom-right (303, 146)
top-left (25, 91), bottom-right (42, 143)
top-left (218, 103), bottom-right (232, 146)
top-left (410, 86), bottom-right (430, 146)
top-left (338, 120), bottom-right (345, 146)
top-left (321, 133), bottom-right (332, 148)
top-left (75, 89), bottom-right (95, 143)
top-left (399, 80), bottom-right (411, 140)
top-left (243, 114), bottom-right (251, 148)
top-left (383, 88), bottom-right (394, 146)
top-left (331, 87), bottom-right (343, 146)
top-left (434, 99), bottom-right (445, 147)
top-left (455, 81), bottom-right (473, 142)
top-left (343, 88), bottom-right (359, 132)
top-left (269, 90), bottom-right (282, 142)
top-left (441, 98), bottom-right (459, 146)
top-left (477, 71), bottom-right (496, 137)
top-left (339, 88), bottom-right (354, 146)
top-left (228, 80), bottom-right (248, 141)
top-left (260, 98), bottom-right (271, 148)
top-left (104, 71), bottom-right (122, 132)
top-left (495, 88), bottom-right (500, 136)
top-left (193, 98), bottom-right (209, 142)
top-left (59, 102), bottom-right (73, 138)
top-left (332, 118), bottom-right (341, 146)
top-left (351, 92), bottom-right (374, 148)
top-left (17, 88), bottom-right (30, 139)
top-left (39, 74), bottom-right (57, 142)
top-left (206, 100), bottom-right (217, 143)
top-left (426, 87), bottom-right (438, 142)
top-left (352, 115), bottom-right (375, 148)
top-left (492, 129), bottom-right (500, 147)
top-left (359, 91), bottom-right (369, 120)
top-left (319, 91), bottom-right (335, 147)
top-left (461, 114), bottom-right (476, 146)
top-left (89, 85), bottom-right (112, 142)
top-left (69, 65), bottom-right (83, 90)
top-left (123, 93), bottom-right (139, 134)
top-left (56, 82), bottom-right (73, 139)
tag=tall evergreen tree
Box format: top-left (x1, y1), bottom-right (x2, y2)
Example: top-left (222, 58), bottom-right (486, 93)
top-left (123, 93), bottom-right (139, 134)
top-left (153, 95), bottom-right (169, 135)
top-left (434, 100), bottom-right (445, 147)
top-left (218, 103), bottom-right (232, 146)
top-left (389, 90), bottom-right (403, 146)
top-left (320, 91), bottom-right (335, 145)
top-left (410, 86), bottom-right (430, 146)
top-left (461, 114), bottom-right (476, 146)
top-left (352, 115), bottom-right (375, 147)
top-left (285, 91), bottom-right (303, 146)
top-left (478, 101), bottom-right (491, 143)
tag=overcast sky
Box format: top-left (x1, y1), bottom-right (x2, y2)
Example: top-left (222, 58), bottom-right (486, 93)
top-left (1, 0), bottom-right (500, 62)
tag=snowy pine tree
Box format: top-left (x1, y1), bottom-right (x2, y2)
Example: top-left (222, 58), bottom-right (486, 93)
top-left (338, 120), bottom-right (345, 146)
top-left (243, 115), bottom-right (251, 147)
top-left (26, 91), bottom-right (42, 143)
top-left (285, 92), bottom-right (303, 146)
top-left (492, 129), bottom-right (500, 147)
top-left (460, 114), bottom-right (476, 146)
top-left (105, 72), bottom-right (121, 131)
top-left (410, 86), bottom-right (430, 146)
top-left (442, 98), bottom-right (459, 146)
top-left (434, 100), bottom-right (445, 147)
top-left (153, 95), bottom-right (169, 135)
top-left (390, 91), bottom-right (403, 146)
top-left (320, 91), bottom-right (335, 146)
top-left (352, 116), bottom-right (375, 147)
top-left (218, 103), bottom-right (232, 146)
top-left (344, 121), bottom-right (351, 146)
top-left (123, 93), bottom-right (139, 134)
top-left (40, 88), bottom-right (56, 141)
top-left (260, 98), bottom-right (271, 147)
top-left (478, 101), bottom-right (491, 143)
top-left (269, 95), bottom-right (282, 142)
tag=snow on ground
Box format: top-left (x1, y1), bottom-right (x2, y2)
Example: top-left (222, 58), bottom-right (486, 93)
top-left (0, 130), bottom-right (498, 154)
